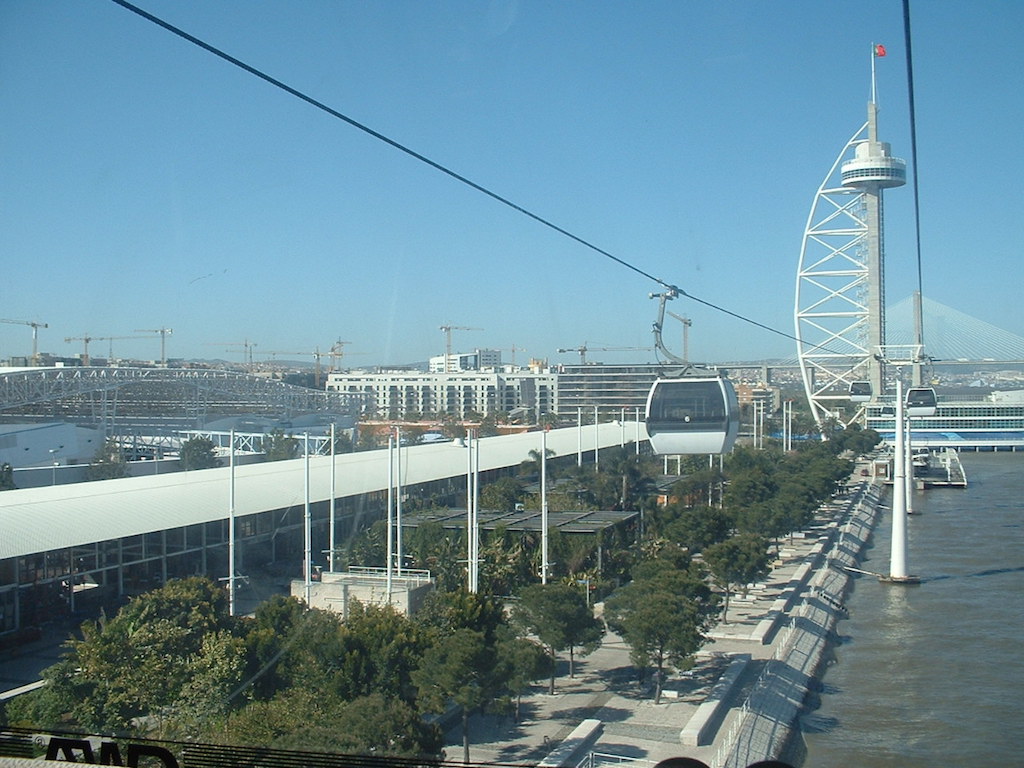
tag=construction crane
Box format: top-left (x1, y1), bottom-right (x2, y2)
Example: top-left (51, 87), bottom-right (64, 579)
top-left (65, 334), bottom-right (96, 366)
top-left (207, 340), bottom-right (258, 367)
top-left (261, 349), bottom-right (312, 360)
top-left (439, 325), bottom-right (482, 372)
top-left (1, 318), bottom-right (48, 364)
top-left (258, 349), bottom-right (317, 376)
top-left (327, 340), bottom-right (352, 372)
top-left (497, 344), bottom-right (525, 367)
top-left (134, 328), bottom-right (173, 366)
top-left (666, 312), bottom-right (692, 362)
top-left (93, 335), bottom-right (146, 363)
top-left (557, 342), bottom-right (652, 365)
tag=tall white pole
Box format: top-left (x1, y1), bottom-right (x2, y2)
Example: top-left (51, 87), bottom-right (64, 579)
top-left (228, 429), bottom-right (236, 616)
top-left (620, 408), bottom-right (626, 447)
top-left (386, 432), bottom-right (394, 602)
top-left (890, 379), bottom-right (909, 580)
top-left (472, 430), bottom-right (480, 593)
top-left (635, 406), bottom-right (641, 455)
top-left (466, 430), bottom-right (474, 592)
top-left (541, 428), bottom-right (549, 585)
top-left (329, 423), bottom-right (336, 572)
top-left (577, 407), bottom-right (583, 466)
top-left (396, 426), bottom-right (403, 576)
top-left (303, 433), bottom-right (312, 606)
top-left (904, 415), bottom-right (915, 516)
top-left (593, 405), bottom-right (599, 469)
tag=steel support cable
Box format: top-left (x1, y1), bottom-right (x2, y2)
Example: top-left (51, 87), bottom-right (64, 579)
top-left (110, 0), bottom-right (844, 356)
top-left (902, 0), bottom-right (924, 302)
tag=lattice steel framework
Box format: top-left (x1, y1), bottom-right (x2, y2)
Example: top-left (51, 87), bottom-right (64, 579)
top-left (795, 102), bottom-right (904, 426)
top-left (0, 367), bottom-right (365, 427)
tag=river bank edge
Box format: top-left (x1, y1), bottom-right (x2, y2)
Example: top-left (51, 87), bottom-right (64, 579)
top-left (716, 471), bottom-right (887, 768)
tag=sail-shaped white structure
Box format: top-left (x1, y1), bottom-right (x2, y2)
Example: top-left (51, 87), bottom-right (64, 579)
top-left (795, 101), bottom-right (906, 426)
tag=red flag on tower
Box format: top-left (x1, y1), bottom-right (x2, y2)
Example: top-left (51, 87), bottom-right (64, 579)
top-left (875, 44), bottom-right (887, 57)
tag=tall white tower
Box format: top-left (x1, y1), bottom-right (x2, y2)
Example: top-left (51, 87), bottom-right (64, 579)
top-left (795, 93), bottom-right (906, 426)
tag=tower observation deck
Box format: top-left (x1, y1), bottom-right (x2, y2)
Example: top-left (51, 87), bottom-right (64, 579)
top-left (840, 108), bottom-right (908, 188)
top-left (795, 95), bottom-right (906, 427)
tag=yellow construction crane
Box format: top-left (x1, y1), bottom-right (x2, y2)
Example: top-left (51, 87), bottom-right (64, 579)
top-left (1, 318), bottom-right (48, 364)
top-left (666, 312), bottom-right (692, 362)
top-left (557, 342), bottom-right (652, 365)
top-left (64, 334), bottom-right (96, 366)
top-left (439, 325), bottom-right (482, 372)
top-left (328, 340), bottom-right (352, 372)
top-left (134, 328), bottom-right (173, 366)
top-left (497, 344), bottom-right (525, 367)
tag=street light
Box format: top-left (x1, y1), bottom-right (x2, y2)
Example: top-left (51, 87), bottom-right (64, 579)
top-left (48, 447), bottom-right (61, 485)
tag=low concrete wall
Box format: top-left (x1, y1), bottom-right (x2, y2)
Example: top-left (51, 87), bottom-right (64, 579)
top-left (718, 480), bottom-right (884, 768)
top-left (680, 654), bottom-right (751, 746)
top-left (538, 718), bottom-right (603, 768)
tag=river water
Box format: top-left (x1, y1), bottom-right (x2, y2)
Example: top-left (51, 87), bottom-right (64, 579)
top-left (800, 452), bottom-right (1024, 767)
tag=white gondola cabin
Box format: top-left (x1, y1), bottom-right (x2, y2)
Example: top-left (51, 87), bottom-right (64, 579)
top-left (905, 387), bottom-right (937, 417)
top-left (849, 381), bottom-right (872, 402)
top-left (645, 375), bottom-right (739, 455)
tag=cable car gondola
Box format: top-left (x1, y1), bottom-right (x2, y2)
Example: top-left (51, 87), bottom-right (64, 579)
top-left (645, 374), bottom-right (739, 455)
top-left (849, 381), bottom-right (872, 402)
top-left (905, 387), bottom-right (937, 418)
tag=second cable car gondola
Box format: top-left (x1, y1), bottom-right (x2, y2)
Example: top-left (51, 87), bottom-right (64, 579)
top-left (905, 387), bottom-right (937, 417)
top-left (645, 374), bottom-right (739, 455)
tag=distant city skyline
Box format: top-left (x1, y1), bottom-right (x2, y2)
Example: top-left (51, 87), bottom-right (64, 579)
top-left (3, 2), bottom-right (1021, 367)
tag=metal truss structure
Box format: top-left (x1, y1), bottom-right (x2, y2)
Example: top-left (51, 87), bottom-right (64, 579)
top-left (0, 367), bottom-right (365, 431)
top-left (795, 105), bottom-right (904, 426)
top-left (795, 124), bottom-right (872, 425)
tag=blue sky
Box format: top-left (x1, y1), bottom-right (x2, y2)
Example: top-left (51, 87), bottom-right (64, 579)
top-left (2, 1), bottom-right (1021, 368)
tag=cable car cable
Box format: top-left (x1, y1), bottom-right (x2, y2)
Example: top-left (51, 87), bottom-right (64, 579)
top-left (110, 0), bottom-right (850, 358)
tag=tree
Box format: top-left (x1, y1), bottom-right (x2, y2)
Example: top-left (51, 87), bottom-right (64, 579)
top-left (415, 589), bottom-right (506, 645)
top-left (240, 594), bottom-right (306, 700)
top-left (264, 429), bottom-right (300, 461)
top-left (217, 688), bottom-right (442, 758)
top-left (331, 430), bottom-right (354, 454)
top-left (340, 601), bottom-right (430, 703)
top-left (412, 628), bottom-right (505, 763)
top-left (480, 476), bottom-right (524, 512)
top-left (478, 525), bottom-right (538, 596)
top-left (512, 583), bottom-right (603, 693)
top-left (85, 438), bottom-right (128, 481)
top-left (496, 628), bottom-right (552, 721)
top-left (179, 436), bottom-right (220, 470)
top-left (404, 520), bottom-right (465, 591)
top-left (703, 533), bottom-right (771, 624)
top-left (0, 462), bottom-right (15, 490)
top-left (520, 446), bottom-right (555, 482)
top-left (343, 519), bottom-right (388, 569)
top-left (31, 577), bottom-right (235, 733)
top-left (161, 630), bottom-right (247, 738)
top-left (604, 569), bottom-right (718, 703)
top-left (663, 505), bottom-right (733, 553)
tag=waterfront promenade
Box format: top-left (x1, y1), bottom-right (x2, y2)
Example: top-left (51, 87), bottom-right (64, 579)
top-left (447, 473), bottom-right (882, 768)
